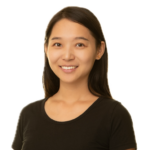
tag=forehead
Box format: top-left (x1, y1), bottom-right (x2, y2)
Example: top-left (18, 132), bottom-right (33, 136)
top-left (49, 19), bottom-right (93, 41)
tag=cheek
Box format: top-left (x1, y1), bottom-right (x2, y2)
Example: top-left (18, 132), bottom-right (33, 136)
top-left (79, 52), bottom-right (96, 74)
top-left (48, 52), bottom-right (60, 64)
top-left (78, 53), bottom-right (94, 67)
top-left (76, 55), bottom-right (94, 76)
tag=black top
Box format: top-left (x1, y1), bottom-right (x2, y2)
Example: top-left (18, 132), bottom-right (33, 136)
top-left (11, 96), bottom-right (137, 150)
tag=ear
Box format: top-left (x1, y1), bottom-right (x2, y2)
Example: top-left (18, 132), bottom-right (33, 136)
top-left (95, 41), bottom-right (105, 60)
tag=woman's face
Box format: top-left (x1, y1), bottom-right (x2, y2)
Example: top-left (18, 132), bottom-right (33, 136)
top-left (45, 18), bottom-right (105, 83)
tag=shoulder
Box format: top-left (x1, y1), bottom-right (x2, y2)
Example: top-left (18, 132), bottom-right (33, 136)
top-left (99, 97), bottom-right (132, 120)
top-left (109, 99), bottom-right (132, 120)
top-left (20, 98), bottom-right (46, 116)
top-left (99, 96), bottom-right (122, 110)
top-left (104, 98), bottom-right (135, 133)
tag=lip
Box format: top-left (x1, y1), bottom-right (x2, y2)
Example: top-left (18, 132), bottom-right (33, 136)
top-left (59, 65), bottom-right (78, 67)
top-left (59, 66), bottom-right (78, 73)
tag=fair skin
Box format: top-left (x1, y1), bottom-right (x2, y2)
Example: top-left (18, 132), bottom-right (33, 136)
top-left (44, 18), bottom-right (105, 105)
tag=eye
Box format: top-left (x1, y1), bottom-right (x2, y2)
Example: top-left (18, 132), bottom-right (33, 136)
top-left (53, 43), bottom-right (85, 47)
top-left (76, 43), bottom-right (85, 47)
top-left (53, 43), bottom-right (61, 47)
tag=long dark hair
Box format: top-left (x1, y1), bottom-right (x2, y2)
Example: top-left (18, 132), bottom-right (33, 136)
top-left (43, 6), bottom-right (113, 100)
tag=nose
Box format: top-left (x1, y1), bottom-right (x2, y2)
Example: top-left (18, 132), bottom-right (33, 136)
top-left (62, 47), bottom-right (75, 60)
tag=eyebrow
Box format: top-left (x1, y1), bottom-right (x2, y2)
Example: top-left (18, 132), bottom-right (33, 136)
top-left (51, 37), bottom-right (89, 41)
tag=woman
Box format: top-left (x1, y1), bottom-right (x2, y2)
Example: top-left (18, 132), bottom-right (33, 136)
top-left (11, 6), bottom-right (137, 150)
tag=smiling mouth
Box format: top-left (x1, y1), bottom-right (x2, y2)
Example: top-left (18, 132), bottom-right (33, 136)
top-left (59, 66), bottom-right (78, 68)
top-left (59, 66), bottom-right (78, 67)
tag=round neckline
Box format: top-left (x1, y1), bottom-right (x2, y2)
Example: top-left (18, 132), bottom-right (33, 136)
top-left (41, 96), bottom-right (104, 124)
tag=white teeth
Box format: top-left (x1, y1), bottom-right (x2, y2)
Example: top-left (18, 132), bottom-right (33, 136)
top-left (61, 66), bottom-right (77, 69)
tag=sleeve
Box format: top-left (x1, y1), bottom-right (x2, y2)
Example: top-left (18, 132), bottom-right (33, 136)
top-left (11, 108), bottom-right (24, 150)
top-left (109, 102), bottom-right (137, 150)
